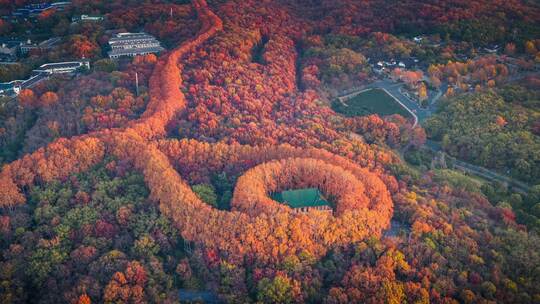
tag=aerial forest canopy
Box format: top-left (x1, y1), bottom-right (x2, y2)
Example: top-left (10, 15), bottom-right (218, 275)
top-left (0, 0), bottom-right (539, 303)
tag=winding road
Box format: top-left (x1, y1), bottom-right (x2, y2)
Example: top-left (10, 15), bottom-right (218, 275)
top-left (425, 140), bottom-right (531, 193)
top-left (347, 78), bottom-right (532, 192)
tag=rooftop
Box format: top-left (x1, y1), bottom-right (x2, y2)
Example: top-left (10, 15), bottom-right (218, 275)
top-left (51, 1), bottom-right (71, 7)
top-left (74, 14), bottom-right (104, 21)
top-left (21, 73), bottom-right (48, 89)
top-left (38, 61), bottom-right (87, 69)
top-left (109, 32), bottom-right (157, 43)
top-left (108, 46), bottom-right (165, 57)
top-left (13, 3), bottom-right (53, 16)
top-left (271, 188), bottom-right (330, 209)
top-left (116, 32), bottom-right (151, 37)
top-left (38, 37), bottom-right (62, 48)
top-left (110, 40), bottom-right (161, 47)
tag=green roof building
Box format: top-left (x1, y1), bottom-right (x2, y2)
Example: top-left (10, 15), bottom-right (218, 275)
top-left (271, 188), bottom-right (332, 213)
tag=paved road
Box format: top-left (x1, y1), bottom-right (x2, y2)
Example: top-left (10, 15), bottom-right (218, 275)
top-left (346, 78), bottom-right (532, 193)
top-left (425, 140), bottom-right (531, 193)
top-left (364, 79), bottom-right (445, 126)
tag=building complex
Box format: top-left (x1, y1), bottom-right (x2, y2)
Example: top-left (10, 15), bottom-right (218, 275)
top-left (0, 60), bottom-right (89, 97)
top-left (107, 32), bottom-right (164, 59)
top-left (12, 2), bottom-right (70, 18)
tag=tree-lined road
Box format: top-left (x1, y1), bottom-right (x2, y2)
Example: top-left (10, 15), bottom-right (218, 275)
top-left (345, 78), bottom-right (532, 193)
top-left (425, 140), bottom-right (531, 193)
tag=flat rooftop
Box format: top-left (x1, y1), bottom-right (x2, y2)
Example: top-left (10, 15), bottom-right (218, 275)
top-left (39, 61), bottom-right (86, 69)
top-left (110, 40), bottom-right (161, 47)
top-left (21, 73), bottom-right (48, 88)
top-left (271, 188), bottom-right (329, 208)
top-left (39, 37), bottom-right (62, 47)
top-left (108, 46), bottom-right (165, 57)
top-left (109, 33), bottom-right (157, 42)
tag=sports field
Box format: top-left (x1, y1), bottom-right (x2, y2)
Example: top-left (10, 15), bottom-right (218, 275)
top-left (333, 88), bottom-right (413, 118)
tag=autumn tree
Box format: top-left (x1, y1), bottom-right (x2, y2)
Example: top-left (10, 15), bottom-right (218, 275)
top-left (77, 294), bottom-right (91, 304)
top-left (2, 1), bottom-right (540, 302)
top-left (504, 43), bottom-right (516, 55)
top-left (69, 35), bottom-right (99, 59)
top-left (39, 92), bottom-right (59, 107)
top-left (430, 76), bottom-right (442, 89)
top-left (418, 83), bottom-right (428, 102)
top-left (18, 89), bottom-right (37, 108)
top-left (103, 262), bottom-right (146, 303)
top-left (257, 275), bottom-right (300, 304)
top-left (525, 40), bottom-right (537, 55)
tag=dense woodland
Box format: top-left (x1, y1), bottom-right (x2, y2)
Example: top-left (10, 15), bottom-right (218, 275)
top-left (0, 0), bottom-right (540, 303)
top-left (426, 90), bottom-right (540, 184)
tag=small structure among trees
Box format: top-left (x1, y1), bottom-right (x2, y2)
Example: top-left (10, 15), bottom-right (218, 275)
top-left (272, 188), bottom-right (332, 213)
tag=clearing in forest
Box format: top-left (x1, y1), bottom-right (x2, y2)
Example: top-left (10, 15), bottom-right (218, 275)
top-left (333, 88), bottom-right (413, 118)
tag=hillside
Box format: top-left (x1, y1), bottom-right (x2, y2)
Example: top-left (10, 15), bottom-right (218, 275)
top-left (0, 0), bottom-right (539, 303)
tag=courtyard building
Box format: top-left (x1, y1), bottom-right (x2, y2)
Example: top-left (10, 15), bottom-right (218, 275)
top-left (271, 188), bottom-right (333, 214)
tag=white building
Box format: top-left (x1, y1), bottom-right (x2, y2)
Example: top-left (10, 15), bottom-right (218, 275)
top-left (72, 14), bottom-right (104, 23)
top-left (33, 60), bottom-right (90, 74)
top-left (484, 45), bottom-right (500, 54)
top-left (0, 60), bottom-right (87, 96)
top-left (0, 76), bottom-right (45, 96)
top-left (107, 32), bottom-right (164, 59)
top-left (50, 2), bottom-right (71, 10)
top-left (17, 74), bottom-right (51, 91)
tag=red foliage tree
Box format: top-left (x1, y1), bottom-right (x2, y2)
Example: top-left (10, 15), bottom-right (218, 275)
top-left (76, 294), bottom-right (91, 304)
top-left (39, 91), bottom-right (59, 107)
top-left (69, 35), bottom-right (99, 59)
top-left (18, 89), bottom-right (37, 108)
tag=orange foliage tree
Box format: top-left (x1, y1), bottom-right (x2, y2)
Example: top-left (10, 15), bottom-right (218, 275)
top-left (39, 91), bottom-right (59, 107)
top-left (0, 0), bottom-right (395, 265)
top-left (18, 89), bottom-right (36, 108)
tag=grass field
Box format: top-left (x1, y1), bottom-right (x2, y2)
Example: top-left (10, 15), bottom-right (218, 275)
top-left (332, 88), bottom-right (413, 118)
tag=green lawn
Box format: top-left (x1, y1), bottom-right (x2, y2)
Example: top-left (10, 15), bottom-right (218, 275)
top-left (332, 88), bottom-right (412, 118)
